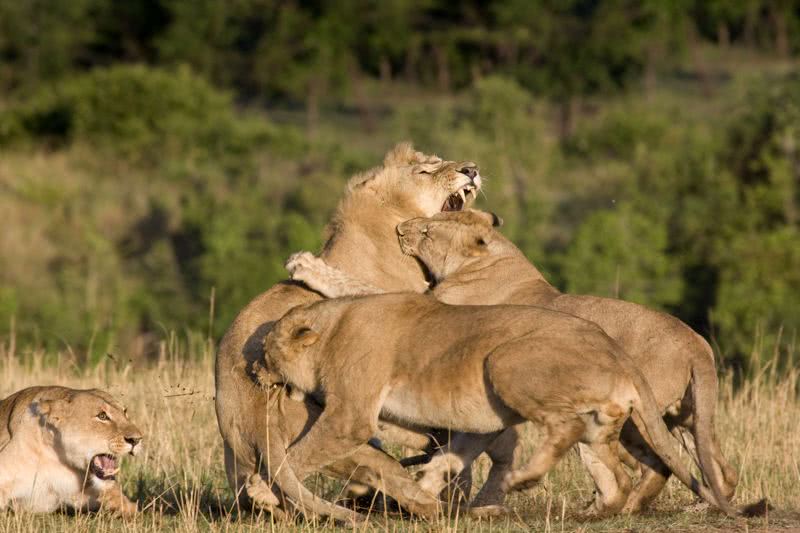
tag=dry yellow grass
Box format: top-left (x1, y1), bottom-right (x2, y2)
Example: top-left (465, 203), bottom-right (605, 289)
top-left (0, 333), bottom-right (798, 532)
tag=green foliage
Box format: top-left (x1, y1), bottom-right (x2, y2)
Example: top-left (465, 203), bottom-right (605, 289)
top-left (3, 65), bottom-right (273, 163)
top-left (561, 205), bottom-right (684, 309)
top-left (715, 228), bottom-right (800, 365)
top-left (1, 3), bottom-right (799, 371)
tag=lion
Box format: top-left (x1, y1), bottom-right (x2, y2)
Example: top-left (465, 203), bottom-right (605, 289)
top-left (0, 386), bottom-right (142, 515)
top-left (258, 293), bottom-right (736, 518)
top-left (286, 209), bottom-right (739, 516)
top-left (391, 209), bottom-right (737, 514)
top-left (214, 143), bottom-right (484, 518)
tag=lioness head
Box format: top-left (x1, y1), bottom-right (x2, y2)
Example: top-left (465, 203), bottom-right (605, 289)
top-left (397, 210), bottom-right (503, 281)
top-left (261, 305), bottom-right (322, 394)
top-left (32, 389), bottom-right (143, 482)
top-left (347, 143), bottom-right (482, 217)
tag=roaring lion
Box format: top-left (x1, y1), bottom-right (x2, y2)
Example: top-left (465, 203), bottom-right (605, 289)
top-left (287, 209), bottom-right (738, 515)
top-left (0, 386), bottom-right (142, 515)
top-left (214, 143), bottom-right (483, 518)
top-left (258, 293), bottom-right (736, 517)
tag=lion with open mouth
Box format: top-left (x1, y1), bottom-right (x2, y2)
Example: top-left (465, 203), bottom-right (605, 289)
top-left (0, 386), bottom-right (142, 515)
top-left (215, 143), bottom-right (483, 519)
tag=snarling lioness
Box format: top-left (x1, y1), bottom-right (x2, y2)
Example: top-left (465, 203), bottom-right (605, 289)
top-left (259, 293), bottom-right (735, 517)
top-left (214, 143), bottom-right (482, 518)
top-left (0, 386), bottom-right (141, 515)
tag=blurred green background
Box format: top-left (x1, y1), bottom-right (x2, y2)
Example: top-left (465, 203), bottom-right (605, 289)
top-left (0, 0), bottom-right (798, 372)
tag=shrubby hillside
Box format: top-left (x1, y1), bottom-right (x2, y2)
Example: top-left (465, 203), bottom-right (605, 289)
top-left (0, 1), bottom-right (798, 371)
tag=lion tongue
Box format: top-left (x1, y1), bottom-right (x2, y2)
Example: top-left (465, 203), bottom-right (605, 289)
top-left (93, 455), bottom-right (118, 477)
top-left (442, 192), bottom-right (464, 212)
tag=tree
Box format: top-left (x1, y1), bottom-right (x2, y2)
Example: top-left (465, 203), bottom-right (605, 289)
top-left (561, 204), bottom-right (684, 309)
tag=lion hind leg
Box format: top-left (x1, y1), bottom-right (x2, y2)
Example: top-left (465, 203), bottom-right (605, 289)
top-left (619, 425), bottom-right (671, 513)
top-left (469, 426), bottom-right (519, 516)
top-left (500, 419), bottom-right (584, 494)
top-left (581, 440), bottom-right (632, 516)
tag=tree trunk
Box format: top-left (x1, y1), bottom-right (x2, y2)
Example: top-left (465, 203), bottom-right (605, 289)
top-left (306, 78), bottom-right (321, 139)
top-left (404, 38), bottom-right (419, 82)
top-left (558, 95), bottom-right (579, 140)
top-left (433, 44), bottom-right (450, 92)
top-left (743, 1), bottom-right (758, 48)
top-left (379, 55), bottom-right (392, 84)
top-left (688, 22), bottom-right (712, 97)
top-left (717, 22), bottom-right (730, 49)
top-left (644, 43), bottom-right (660, 96)
top-left (351, 66), bottom-right (376, 133)
top-left (771, 5), bottom-right (790, 57)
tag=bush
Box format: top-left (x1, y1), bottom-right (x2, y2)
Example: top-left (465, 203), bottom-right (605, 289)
top-left (561, 204), bottom-right (684, 310)
top-left (2, 65), bottom-right (277, 163)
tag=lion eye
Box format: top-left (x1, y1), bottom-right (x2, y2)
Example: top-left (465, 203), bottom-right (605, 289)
top-left (421, 227), bottom-right (429, 235)
top-left (97, 412), bottom-right (109, 421)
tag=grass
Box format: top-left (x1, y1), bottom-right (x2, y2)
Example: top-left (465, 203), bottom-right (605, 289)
top-left (0, 334), bottom-right (798, 532)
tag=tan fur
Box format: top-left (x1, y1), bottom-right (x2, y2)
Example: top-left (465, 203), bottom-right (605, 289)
top-left (260, 293), bottom-right (733, 518)
top-left (0, 386), bottom-right (141, 515)
top-left (236, 382), bottom-right (437, 523)
top-left (214, 143), bottom-right (481, 519)
top-left (393, 210), bottom-right (738, 514)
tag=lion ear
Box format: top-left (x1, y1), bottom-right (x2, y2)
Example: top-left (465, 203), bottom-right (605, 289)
top-left (292, 326), bottom-right (320, 347)
top-left (29, 399), bottom-right (61, 424)
top-left (467, 236), bottom-right (491, 257)
top-left (384, 142), bottom-right (417, 167)
top-left (468, 209), bottom-right (503, 228)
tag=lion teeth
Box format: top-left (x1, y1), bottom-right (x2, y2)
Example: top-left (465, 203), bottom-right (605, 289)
top-left (458, 189), bottom-right (467, 203)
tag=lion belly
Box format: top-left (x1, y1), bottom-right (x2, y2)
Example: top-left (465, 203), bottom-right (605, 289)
top-left (380, 379), bottom-right (521, 434)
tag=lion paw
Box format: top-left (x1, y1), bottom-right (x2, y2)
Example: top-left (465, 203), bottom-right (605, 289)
top-left (99, 488), bottom-right (137, 517)
top-left (285, 252), bottom-right (324, 283)
top-left (246, 474), bottom-right (280, 509)
top-left (469, 504), bottom-right (509, 519)
top-left (501, 471), bottom-right (538, 493)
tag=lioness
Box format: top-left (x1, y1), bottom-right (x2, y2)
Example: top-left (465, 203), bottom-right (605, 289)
top-left (215, 143), bottom-right (483, 517)
top-left (391, 210), bottom-right (738, 513)
top-left (288, 210), bottom-right (738, 515)
top-left (258, 293), bottom-right (734, 517)
top-left (0, 386), bottom-right (141, 515)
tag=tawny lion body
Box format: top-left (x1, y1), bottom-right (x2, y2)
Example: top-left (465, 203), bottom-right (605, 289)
top-left (0, 386), bottom-right (141, 515)
top-left (394, 210), bottom-right (737, 514)
top-left (215, 143), bottom-right (482, 518)
top-left (260, 293), bottom-right (734, 517)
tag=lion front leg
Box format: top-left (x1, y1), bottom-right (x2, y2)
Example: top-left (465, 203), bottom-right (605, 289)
top-left (326, 445), bottom-right (439, 518)
top-left (286, 251), bottom-right (385, 298)
top-left (287, 404), bottom-right (377, 482)
top-left (94, 482), bottom-right (137, 516)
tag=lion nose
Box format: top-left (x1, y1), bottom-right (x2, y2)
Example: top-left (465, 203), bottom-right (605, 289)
top-left (460, 166), bottom-right (478, 181)
top-left (125, 436), bottom-right (142, 449)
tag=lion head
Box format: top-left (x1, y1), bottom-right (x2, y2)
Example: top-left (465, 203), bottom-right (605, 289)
top-left (344, 142), bottom-right (482, 217)
top-left (396, 209), bottom-right (503, 281)
top-left (261, 305), bottom-right (324, 395)
top-left (31, 388), bottom-right (143, 483)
